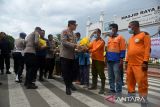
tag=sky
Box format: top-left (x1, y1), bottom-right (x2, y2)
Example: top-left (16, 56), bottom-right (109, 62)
top-left (0, 0), bottom-right (159, 38)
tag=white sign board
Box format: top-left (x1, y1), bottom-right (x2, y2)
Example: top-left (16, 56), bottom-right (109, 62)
top-left (104, 5), bottom-right (160, 31)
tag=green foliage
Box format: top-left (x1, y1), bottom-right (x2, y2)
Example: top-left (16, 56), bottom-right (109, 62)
top-left (56, 34), bottom-right (61, 41)
top-left (5, 35), bottom-right (15, 50)
top-left (53, 34), bottom-right (61, 46)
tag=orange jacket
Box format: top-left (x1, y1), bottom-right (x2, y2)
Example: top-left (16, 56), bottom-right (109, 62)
top-left (107, 35), bottom-right (126, 61)
top-left (89, 38), bottom-right (105, 61)
top-left (126, 32), bottom-right (151, 65)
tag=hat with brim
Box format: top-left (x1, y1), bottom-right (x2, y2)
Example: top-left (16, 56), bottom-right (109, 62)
top-left (68, 20), bottom-right (77, 25)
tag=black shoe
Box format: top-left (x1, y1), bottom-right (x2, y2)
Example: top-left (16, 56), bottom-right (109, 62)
top-left (32, 79), bottom-right (36, 82)
top-left (88, 86), bottom-right (97, 90)
top-left (24, 82), bottom-right (27, 86)
top-left (141, 100), bottom-right (148, 107)
top-left (20, 76), bottom-right (23, 79)
top-left (80, 83), bottom-right (84, 85)
top-left (24, 82), bottom-right (35, 86)
top-left (39, 78), bottom-right (45, 82)
top-left (66, 88), bottom-right (71, 95)
top-left (48, 76), bottom-right (55, 79)
top-left (6, 71), bottom-right (11, 74)
top-left (98, 89), bottom-right (105, 94)
top-left (140, 96), bottom-right (148, 106)
top-left (15, 79), bottom-right (22, 83)
top-left (0, 82), bottom-right (2, 85)
top-left (26, 84), bottom-right (38, 89)
top-left (71, 84), bottom-right (77, 91)
top-left (31, 83), bottom-right (36, 86)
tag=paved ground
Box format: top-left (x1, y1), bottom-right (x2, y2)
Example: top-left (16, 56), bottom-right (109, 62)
top-left (147, 68), bottom-right (160, 78)
top-left (0, 66), bottom-right (160, 107)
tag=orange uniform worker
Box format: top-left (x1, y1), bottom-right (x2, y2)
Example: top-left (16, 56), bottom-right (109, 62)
top-left (88, 28), bottom-right (106, 94)
top-left (126, 21), bottom-right (151, 103)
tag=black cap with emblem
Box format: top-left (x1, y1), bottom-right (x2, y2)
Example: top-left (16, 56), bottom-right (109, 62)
top-left (68, 20), bottom-right (77, 26)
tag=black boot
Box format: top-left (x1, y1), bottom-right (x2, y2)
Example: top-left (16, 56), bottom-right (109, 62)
top-left (88, 85), bottom-right (97, 90)
top-left (39, 75), bottom-right (45, 82)
top-left (141, 96), bottom-right (148, 107)
top-left (39, 78), bottom-right (45, 82)
top-left (66, 87), bottom-right (71, 95)
top-left (88, 77), bottom-right (97, 90)
top-left (99, 88), bottom-right (105, 94)
top-left (26, 83), bottom-right (38, 89)
top-left (27, 85), bottom-right (38, 89)
top-left (48, 75), bottom-right (55, 79)
top-left (98, 79), bottom-right (105, 94)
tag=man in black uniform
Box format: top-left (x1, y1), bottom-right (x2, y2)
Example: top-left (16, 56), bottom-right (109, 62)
top-left (0, 32), bottom-right (12, 74)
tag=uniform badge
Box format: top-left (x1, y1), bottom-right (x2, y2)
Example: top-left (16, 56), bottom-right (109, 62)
top-left (135, 38), bottom-right (140, 43)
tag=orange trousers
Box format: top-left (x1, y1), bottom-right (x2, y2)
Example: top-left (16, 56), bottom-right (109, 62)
top-left (126, 65), bottom-right (148, 97)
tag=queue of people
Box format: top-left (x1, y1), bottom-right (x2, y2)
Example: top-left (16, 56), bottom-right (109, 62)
top-left (0, 20), bottom-right (151, 105)
top-left (0, 27), bottom-right (58, 89)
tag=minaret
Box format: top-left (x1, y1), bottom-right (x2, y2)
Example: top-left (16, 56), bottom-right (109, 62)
top-left (99, 11), bottom-right (104, 33)
top-left (86, 16), bottom-right (91, 36)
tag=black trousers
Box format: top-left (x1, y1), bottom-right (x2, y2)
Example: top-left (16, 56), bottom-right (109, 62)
top-left (0, 53), bottom-right (10, 72)
top-left (35, 56), bottom-right (46, 79)
top-left (73, 59), bottom-right (80, 81)
top-left (55, 58), bottom-right (61, 76)
top-left (45, 58), bottom-right (55, 77)
top-left (61, 57), bottom-right (74, 88)
top-left (12, 52), bottom-right (24, 77)
top-left (24, 53), bottom-right (37, 85)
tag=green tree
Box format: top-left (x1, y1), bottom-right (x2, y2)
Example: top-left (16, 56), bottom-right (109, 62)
top-left (5, 35), bottom-right (15, 50)
top-left (56, 33), bottom-right (61, 41)
top-left (53, 33), bottom-right (61, 46)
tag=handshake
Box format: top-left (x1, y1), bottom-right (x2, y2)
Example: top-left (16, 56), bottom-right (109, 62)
top-left (75, 44), bottom-right (89, 52)
top-left (75, 36), bottom-right (91, 52)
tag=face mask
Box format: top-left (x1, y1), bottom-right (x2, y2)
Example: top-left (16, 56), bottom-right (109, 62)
top-left (105, 30), bottom-right (111, 37)
top-left (111, 32), bottom-right (117, 36)
top-left (128, 28), bottom-right (134, 34)
top-left (93, 34), bottom-right (98, 39)
top-left (107, 30), bottom-right (112, 36)
top-left (108, 30), bottom-right (117, 36)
